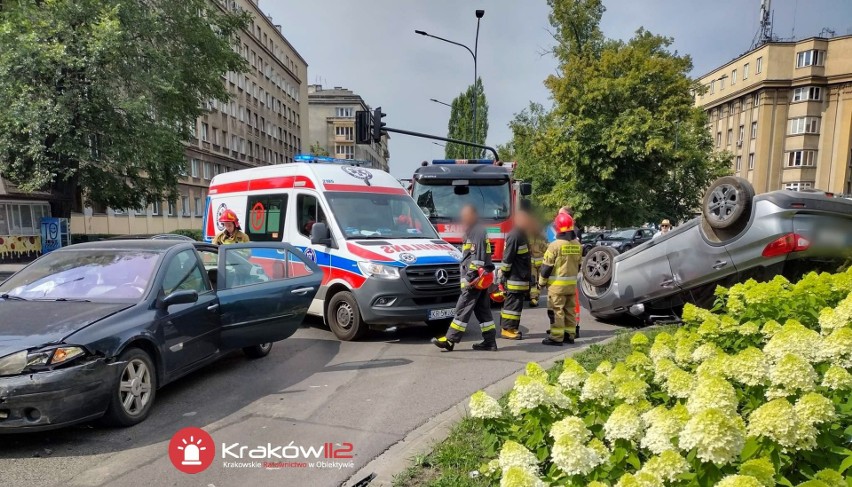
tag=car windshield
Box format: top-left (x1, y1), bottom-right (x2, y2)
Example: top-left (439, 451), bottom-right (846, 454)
top-left (325, 192), bottom-right (439, 240)
top-left (413, 179), bottom-right (511, 221)
top-left (0, 250), bottom-right (160, 302)
top-left (609, 229), bottom-right (636, 240)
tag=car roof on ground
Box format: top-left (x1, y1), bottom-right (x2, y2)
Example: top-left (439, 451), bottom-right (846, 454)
top-left (61, 240), bottom-right (192, 252)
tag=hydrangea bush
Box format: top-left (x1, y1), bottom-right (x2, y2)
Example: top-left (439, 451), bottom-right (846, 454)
top-left (467, 269), bottom-right (852, 486)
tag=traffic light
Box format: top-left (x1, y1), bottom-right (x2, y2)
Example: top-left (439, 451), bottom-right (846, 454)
top-left (355, 110), bottom-right (371, 144)
top-left (372, 107), bottom-right (386, 143)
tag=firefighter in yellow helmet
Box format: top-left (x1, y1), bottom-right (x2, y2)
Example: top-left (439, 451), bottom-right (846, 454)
top-left (213, 209), bottom-right (250, 245)
top-left (538, 212), bottom-right (582, 345)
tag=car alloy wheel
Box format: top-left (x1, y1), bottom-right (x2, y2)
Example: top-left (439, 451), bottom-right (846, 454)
top-left (583, 246), bottom-right (617, 287)
top-left (119, 358), bottom-right (153, 417)
top-left (707, 183), bottom-right (740, 224)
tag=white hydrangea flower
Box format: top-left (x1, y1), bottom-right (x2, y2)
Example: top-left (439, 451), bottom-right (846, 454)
top-left (640, 404), bottom-right (689, 454)
top-left (549, 416), bottom-right (591, 442)
top-left (498, 440), bottom-right (538, 473)
top-left (604, 404), bottom-right (644, 444)
top-left (652, 358), bottom-right (677, 384)
top-left (686, 375), bottom-right (738, 415)
top-left (820, 328), bottom-right (852, 367)
top-left (525, 362), bottom-right (549, 383)
top-left (763, 320), bottom-right (822, 363)
top-left (580, 372), bottom-right (616, 404)
top-left (747, 398), bottom-right (799, 449)
top-left (715, 475), bottom-right (764, 487)
top-left (663, 367), bottom-right (695, 399)
top-left (616, 379), bottom-right (649, 405)
top-left (469, 390), bottom-right (503, 419)
top-left (821, 365), bottom-right (852, 390)
top-left (649, 332), bottom-right (675, 363)
top-left (769, 353), bottom-right (817, 394)
top-left (557, 358), bottom-right (589, 390)
top-left (728, 347), bottom-right (770, 387)
top-left (692, 343), bottom-right (721, 363)
top-left (596, 360), bottom-right (614, 374)
top-left (551, 435), bottom-right (604, 476)
top-left (818, 307), bottom-right (847, 335)
top-left (500, 466), bottom-right (545, 487)
top-left (614, 472), bottom-right (664, 487)
top-left (545, 385), bottom-right (575, 411)
top-left (508, 376), bottom-right (548, 415)
top-left (794, 392), bottom-right (835, 426)
top-left (679, 408), bottom-right (745, 465)
top-left (639, 450), bottom-right (690, 483)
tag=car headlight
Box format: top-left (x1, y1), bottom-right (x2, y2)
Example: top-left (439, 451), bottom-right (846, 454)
top-left (357, 262), bottom-right (401, 280)
top-left (0, 346), bottom-right (87, 376)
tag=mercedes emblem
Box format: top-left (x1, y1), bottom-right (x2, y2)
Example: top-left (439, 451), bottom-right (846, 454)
top-left (435, 268), bottom-right (449, 285)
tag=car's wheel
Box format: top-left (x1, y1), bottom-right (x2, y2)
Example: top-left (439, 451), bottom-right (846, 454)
top-left (102, 347), bottom-right (157, 427)
top-left (243, 342), bottom-right (273, 359)
top-left (620, 245), bottom-right (632, 253)
top-left (703, 176), bottom-right (754, 230)
top-left (583, 246), bottom-right (619, 287)
top-left (327, 291), bottom-right (367, 341)
top-left (425, 318), bottom-right (453, 335)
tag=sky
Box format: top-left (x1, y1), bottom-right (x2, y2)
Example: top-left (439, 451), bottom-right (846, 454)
top-left (266, 0), bottom-right (852, 178)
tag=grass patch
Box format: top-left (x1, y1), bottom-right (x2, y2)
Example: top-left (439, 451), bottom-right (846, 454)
top-left (395, 326), bottom-right (676, 487)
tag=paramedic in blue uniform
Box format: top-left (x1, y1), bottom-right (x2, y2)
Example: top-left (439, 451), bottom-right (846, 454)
top-left (432, 204), bottom-right (498, 352)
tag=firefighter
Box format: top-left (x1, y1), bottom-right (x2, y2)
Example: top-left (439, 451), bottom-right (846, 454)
top-left (538, 213), bottom-right (582, 345)
top-left (432, 204), bottom-right (498, 352)
top-left (527, 217), bottom-right (547, 308)
top-left (213, 209), bottom-right (250, 245)
top-left (498, 210), bottom-right (532, 340)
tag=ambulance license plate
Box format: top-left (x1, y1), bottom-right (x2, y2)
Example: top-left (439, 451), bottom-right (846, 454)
top-left (429, 308), bottom-right (455, 320)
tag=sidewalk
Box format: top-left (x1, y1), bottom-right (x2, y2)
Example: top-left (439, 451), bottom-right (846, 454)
top-left (0, 263), bottom-right (26, 280)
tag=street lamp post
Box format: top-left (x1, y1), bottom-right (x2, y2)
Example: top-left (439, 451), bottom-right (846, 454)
top-left (415, 9), bottom-right (484, 158)
top-left (429, 98), bottom-right (452, 108)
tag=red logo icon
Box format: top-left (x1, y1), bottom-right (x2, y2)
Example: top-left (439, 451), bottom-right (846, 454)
top-left (169, 427), bottom-right (215, 474)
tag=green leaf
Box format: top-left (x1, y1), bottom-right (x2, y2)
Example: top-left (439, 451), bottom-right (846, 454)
top-left (839, 455), bottom-right (852, 474)
top-left (626, 452), bottom-right (641, 470)
top-left (741, 437), bottom-right (761, 461)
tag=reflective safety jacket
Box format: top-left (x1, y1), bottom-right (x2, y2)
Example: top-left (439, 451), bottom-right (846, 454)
top-left (461, 223), bottom-right (493, 288)
top-left (538, 236), bottom-right (582, 294)
top-left (528, 231), bottom-right (547, 268)
top-left (499, 227), bottom-right (531, 293)
top-left (213, 230), bottom-right (250, 245)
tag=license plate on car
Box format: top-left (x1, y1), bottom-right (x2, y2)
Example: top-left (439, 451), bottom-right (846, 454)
top-left (429, 308), bottom-right (455, 320)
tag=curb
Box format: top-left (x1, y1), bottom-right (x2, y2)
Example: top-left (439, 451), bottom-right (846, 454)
top-left (344, 334), bottom-right (620, 487)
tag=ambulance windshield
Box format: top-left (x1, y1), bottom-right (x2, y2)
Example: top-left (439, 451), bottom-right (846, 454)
top-left (413, 179), bottom-right (511, 222)
top-left (325, 192), bottom-right (439, 240)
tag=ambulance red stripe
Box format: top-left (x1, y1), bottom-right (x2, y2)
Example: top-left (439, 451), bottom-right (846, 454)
top-left (323, 184), bottom-right (407, 195)
top-left (209, 175), bottom-right (315, 195)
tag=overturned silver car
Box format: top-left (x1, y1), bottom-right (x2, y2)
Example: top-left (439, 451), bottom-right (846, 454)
top-left (579, 176), bottom-right (852, 320)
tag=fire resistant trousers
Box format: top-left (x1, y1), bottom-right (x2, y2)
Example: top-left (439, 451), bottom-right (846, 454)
top-left (548, 292), bottom-right (577, 342)
top-left (445, 287), bottom-right (496, 343)
top-left (499, 292), bottom-right (525, 332)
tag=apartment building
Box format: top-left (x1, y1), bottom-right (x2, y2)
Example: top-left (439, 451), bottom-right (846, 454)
top-left (696, 35), bottom-right (852, 195)
top-left (307, 85), bottom-right (390, 172)
top-left (71, 0), bottom-right (309, 236)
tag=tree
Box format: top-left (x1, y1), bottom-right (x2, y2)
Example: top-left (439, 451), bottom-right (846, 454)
top-left (445, 78), bottom-right (489, 159)
top-left (0, 0), bottom-right (249, 217)
top-left (309, 141), bottom-right (330, 157)
top-left (510, 0), bottom-right (730, 227)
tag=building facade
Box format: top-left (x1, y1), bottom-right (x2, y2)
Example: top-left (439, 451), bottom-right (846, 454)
top-left (696, 35), bottom-right (852, 195)
top-left (307, 85), bottom-right (390, 171)
top-left (71, 0), bottom-right (309, 236)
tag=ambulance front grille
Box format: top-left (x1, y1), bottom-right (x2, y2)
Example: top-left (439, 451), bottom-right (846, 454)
top-left (404, 264), bottom-right (461, 293)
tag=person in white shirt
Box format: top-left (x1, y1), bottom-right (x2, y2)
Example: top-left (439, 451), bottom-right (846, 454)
top-left (654, 219), bottom-right (672, 239)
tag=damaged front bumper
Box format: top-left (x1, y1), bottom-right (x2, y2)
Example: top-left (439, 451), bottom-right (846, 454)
top-left (0, 357), bottom-right (119, 433)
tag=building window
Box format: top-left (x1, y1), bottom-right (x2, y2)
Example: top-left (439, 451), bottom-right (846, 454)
top-left (168, 201), bottom-right (176, 217)
top-left (194, 197), bottom-right (203, 216)
top-left (727, 128), bottom-right (733, 146)
top-left (201, 123), bottom-right (209, 142)
top-left (743, 63), bottom-right (750, 79)
top-left (335, 126), bottom-right (354, 141)
top-left (709, 80), bottom-right (715, 94)
top-left (751, 121), bottom-right (758, 139)
top-left (792, 86), bottom-right (822, 102)
top-left (752, 93), bottom-right (760, 107)
top-left (786, 150), bottom-right (817, 167)
top-left (784, 182), bottom-right (814, 191)
top-left (756, 57), bottom-right (763, 74)
top-left (720, 77), bottom-right (726, 90)
top-left (715, 132), bottom-right (722, 147)
top-left (203, 162), bottom-right (212, 180)
top-left (789, 116), bottom-right (820, 135)
top-left (748, 153), bottom-right (755, 170)
top-left (335, 107), bottom-right (354, 118)
top-left (796, 49), bottom-right (825, 68)
top-left (736, 156), bottom-right (742, 171)
top-left (731, 69), bottom-right (737, 85)
top-left (181, 197), bottom-right (190, 216)
top-left (335, 144), bottom-right (355, 159)
top-left (190, 159), bottom-right (199, 178)
top-left (151, 201), bottom-right (161, 216)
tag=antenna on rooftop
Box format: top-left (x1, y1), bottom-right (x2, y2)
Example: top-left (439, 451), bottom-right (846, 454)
top-left (750, 0), bottom-right (775, 49)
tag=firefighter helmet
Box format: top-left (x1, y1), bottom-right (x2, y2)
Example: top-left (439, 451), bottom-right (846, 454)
top-left (219, 209), bottom-right (240, 224)
top-left (554, 213), bottom-right (574, 233)
top-left (490, 284), bottom-right (506, 303)
top-left (472, 268), bottom-right (494, 290)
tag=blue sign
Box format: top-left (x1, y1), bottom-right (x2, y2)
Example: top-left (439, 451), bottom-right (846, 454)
top-left (40, 218), bottom-right (63, 254)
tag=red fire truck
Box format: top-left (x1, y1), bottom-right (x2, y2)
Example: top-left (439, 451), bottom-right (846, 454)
top-left (410, 159), bottom-right (531, 261)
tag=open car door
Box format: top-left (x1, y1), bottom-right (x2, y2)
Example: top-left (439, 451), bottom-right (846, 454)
top-left (217, 243), bottom-right (321, 349)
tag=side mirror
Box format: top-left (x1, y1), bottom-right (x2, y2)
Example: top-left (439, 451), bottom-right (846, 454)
top-left (519, 182), bottom-right (532, 197)
top-left (161, 290), bottom-right (198, 309)
top-left (310, 222), bottom-right (332, 246)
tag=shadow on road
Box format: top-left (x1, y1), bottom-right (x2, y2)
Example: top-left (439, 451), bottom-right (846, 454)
top-left (321, 358), bottom-right (413, 372)
top-left (0, 337), bottom-right (340, 460)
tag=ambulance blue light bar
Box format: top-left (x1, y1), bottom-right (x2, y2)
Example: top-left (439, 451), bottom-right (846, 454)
top-left (294, 154), bottom-right (368, 166)
top-left (431, 159), bottom-right (494, 165)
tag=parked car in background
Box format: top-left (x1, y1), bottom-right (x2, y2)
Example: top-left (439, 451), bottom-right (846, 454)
top-left (580, 176), bottom-right (852, 321)
top-left (595, 227), bottom-right (654, 254)
top-left (581, 231), bottom-right (609, 256)
top-left (0, 240), bottom-right (321, 432)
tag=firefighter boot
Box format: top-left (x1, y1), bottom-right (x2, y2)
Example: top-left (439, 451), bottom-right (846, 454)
top-left (541, 337), bottom-right (563, 346)
top-left (529, 297), bottom-right (539, 307)
top-left (431, 337), bottom-right (455, 351)
top-left (545, 309), bottom-right (555, 335)
top-left (500, 329), bottom-right (523, 340)
top-left (472, 330), bottom-right (498, 351)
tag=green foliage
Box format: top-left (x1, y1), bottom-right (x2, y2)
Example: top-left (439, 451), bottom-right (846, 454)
top-left (171, 229), bottom-right (202, 241)
top-left (510, 0), bottom-right (730, 227)
top-left (0, 0), bottom-right (249, 215)
top-left (451, 268), bottom-right (852, 486)
top-left (309, 141), bottom-right (330, 157)
top-left (446, 78), bottom-right (489, 160)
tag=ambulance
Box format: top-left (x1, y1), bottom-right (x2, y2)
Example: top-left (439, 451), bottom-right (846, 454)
top-left (203, 161), bottom-right (463, 341)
